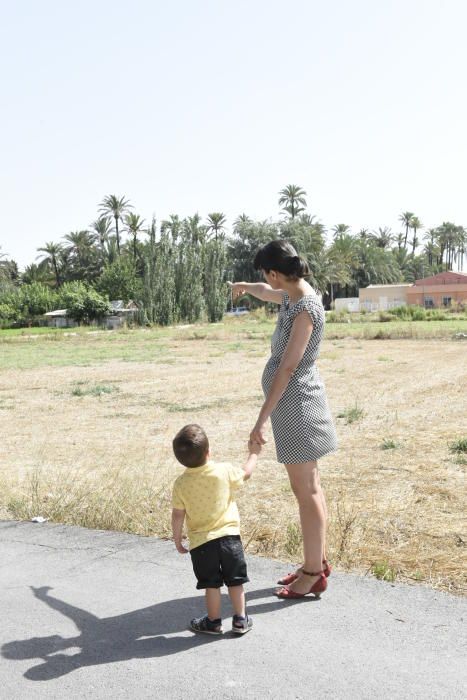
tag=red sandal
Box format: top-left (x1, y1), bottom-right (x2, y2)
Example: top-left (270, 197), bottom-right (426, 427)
top-left (277, 560), bottom-right (332, 585)
top-left (276, 570), bottom-right (327, 599)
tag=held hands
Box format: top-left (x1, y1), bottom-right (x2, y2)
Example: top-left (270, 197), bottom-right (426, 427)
top-left (250, 422), bottom-right (267, 447)
top-left (248, 438), bottom-right (262, 456)
top-left (227, 281), bottom-right (248, 300)
top-left (175, 541), bottom-right (189, 554)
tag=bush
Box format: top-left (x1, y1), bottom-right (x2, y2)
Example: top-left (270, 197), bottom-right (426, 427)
top-left (19, 282), bottom-right (57, 319)
top-left (378, 311), bottom-right (395, 322)
top-left (58, 281), bottom-right (111, 324)
top-left (96, 258), bottom-right (141, 303)
top-left (391, 305), bottom-right (426, 320)
top-left (326, 310), bottom-right (350, 323)
top-left (0, 301), bottom-right (18, 327)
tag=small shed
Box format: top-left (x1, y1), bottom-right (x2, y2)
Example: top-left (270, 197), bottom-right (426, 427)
top-left (43, 309), bottom-right (77, 328)
top-left (105, 300), bottom-right (138, 329)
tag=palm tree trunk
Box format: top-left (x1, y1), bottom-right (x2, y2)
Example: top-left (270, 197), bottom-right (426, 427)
top-left (115, 216), bottom-right (120, 256)
top-left (52, 256), bottom-right (60, 287)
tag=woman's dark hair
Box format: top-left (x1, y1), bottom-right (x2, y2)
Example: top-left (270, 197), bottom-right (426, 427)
top-left (253, 240), bottom-right (310, 280)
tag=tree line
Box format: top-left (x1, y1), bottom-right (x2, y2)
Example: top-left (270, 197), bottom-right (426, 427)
top-left (0, 184), bottom-right (465, 327)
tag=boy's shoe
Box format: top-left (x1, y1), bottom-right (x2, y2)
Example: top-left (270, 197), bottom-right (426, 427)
top-left (190, 614), bottom-right (223, 635)
top-left (231, 614), bottom-right (253, 635)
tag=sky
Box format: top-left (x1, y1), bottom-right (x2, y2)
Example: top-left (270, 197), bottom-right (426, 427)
top-left (1, 0), bottom-right (466, 268)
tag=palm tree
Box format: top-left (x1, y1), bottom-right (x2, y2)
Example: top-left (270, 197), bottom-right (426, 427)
top-left (436, 222), bottom-right (464, 270)
top-left (398, 211), bottom-right (414, 249)
top-left (233, 213), bottom-right (252, 230)
top-left (186, 214), bottom-right (206, 246)
top-left (457, 227), bottom-right (466, 271)
top-left (63, 230), bottom-right (99, 281)
top-left (99, 195), bottom-right (132, 255)
top-left (22, 263), bottom-right (50, 285)
top-left (90, 216), bottom-right (113, 253)
top-left (410, 216), bottom-right (422, 255)
top-left (332, 223), bottom-right (351, 240)
top-left (124, 213), bottom-right (146, 261)
top-left (298, 213), bottom-right (316, 226)
top-left (369, 227), bottom-right (393, 249)
top-left (161, 215), bottom-right (182, 245)
top-left (37, 242), bottom-right (63, 287)
top-left (328, 233), bottom-right (359, 297)
top-left (278, 185), bottom-right (307, 219)
top-left (358, 228), bottom-right (370, 241)
top-left (395, 232), bottom-right (405, 251)
top-left (206, 212), bottom-right (227, 241)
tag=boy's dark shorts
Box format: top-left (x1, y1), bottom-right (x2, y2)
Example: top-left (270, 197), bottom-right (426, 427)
top-left (190, 535), bottom-right (249, 589)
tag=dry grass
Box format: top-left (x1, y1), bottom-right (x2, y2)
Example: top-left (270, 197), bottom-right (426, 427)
top-left (0, 319), bottom-right (466, 595)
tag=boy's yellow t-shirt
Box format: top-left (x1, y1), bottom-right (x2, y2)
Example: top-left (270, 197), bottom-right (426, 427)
top-left (172, 461), bottom-right (245, 550)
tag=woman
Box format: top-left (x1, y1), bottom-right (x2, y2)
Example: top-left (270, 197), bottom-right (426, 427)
top-left (229, 240), bottom-right (337, 599)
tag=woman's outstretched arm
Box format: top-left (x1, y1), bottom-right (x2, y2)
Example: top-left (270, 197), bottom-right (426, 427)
top-left (228, 281), bottom-right (283, 304)
top-left (250, 310), bottom-right (314, 444)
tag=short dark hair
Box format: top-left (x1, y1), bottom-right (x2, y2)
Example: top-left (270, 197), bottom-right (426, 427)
top-left (253, 240), bottom-right (310, 280)
top-left (172, 424), bottom-right (209, 468)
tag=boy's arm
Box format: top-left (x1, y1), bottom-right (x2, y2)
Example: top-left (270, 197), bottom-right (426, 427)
top-left (171, 508), bottom-right (188, 554)
top-left (243, 440), bottom-right (261, 481)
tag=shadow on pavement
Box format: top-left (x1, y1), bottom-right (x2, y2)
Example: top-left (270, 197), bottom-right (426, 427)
top-left (2, 585), bottom-right (307, 681)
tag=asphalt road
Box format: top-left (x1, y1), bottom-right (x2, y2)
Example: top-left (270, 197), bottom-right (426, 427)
top-left (0, 520), bottom-right (465, 699)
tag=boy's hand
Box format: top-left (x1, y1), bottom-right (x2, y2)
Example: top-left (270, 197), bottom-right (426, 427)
top-left (248, 439), bottom-right (262, 455)
top-left (175, 541), bottom-right (189, 554)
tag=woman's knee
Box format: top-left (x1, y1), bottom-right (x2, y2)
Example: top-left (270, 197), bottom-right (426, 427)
top-left (287, 464), bottom-right (320, 501)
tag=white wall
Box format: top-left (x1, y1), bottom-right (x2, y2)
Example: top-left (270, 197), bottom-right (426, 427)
top-left (335, 298), bottom-right (360, 313)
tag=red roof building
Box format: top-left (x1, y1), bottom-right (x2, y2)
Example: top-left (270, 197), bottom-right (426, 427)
top-left (407, 271), bottom-right (467, 308)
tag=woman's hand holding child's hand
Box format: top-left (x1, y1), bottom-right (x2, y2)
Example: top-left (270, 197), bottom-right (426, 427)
top-left (248, 439), bottom-right (262, 455)
top-left (250, 422), bottom-right (267, 447)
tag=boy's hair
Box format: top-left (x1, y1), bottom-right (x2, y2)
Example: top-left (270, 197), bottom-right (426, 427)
top-left (173, 424), bottom-right (209, 468)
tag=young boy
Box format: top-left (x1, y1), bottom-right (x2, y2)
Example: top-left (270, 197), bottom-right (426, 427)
top-left (171, 423), bottom-right (260, 635)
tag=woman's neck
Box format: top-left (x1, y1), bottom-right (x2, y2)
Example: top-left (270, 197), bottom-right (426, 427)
top-left (282, 280), bottom-right (313, 303)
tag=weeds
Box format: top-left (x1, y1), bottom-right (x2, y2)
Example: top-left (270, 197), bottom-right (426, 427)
top-left (371, 561), bottom-right (397, 582)
top-left (71, 384), bottom-right (119, 397)
top-left (449, 438), bottom-right (467, 454)
top-left (284, 523), bottom-right (302, 557)
top-left (381, 439), bottom-right (399, 450)
top-left (337, 403), bottom-right (365, 424)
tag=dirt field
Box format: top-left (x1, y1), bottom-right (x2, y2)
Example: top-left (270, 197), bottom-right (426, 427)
top-left (1, 319), bottom-right (466, 594)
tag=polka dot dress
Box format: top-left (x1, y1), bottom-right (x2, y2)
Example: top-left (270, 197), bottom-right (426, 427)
top-left (262, 292), bottom-right (337, 464)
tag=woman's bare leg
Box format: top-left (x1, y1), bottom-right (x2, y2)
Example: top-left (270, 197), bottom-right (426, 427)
top-left (285, 460), bottom-right (326, 593)
top-left (316, 468), bottom-right (328, 561)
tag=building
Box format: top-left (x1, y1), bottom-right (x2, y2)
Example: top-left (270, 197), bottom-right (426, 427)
top-left (359, 284), bottom-right (412, 312)
top-left (44, 300), bottom-right (138, 329)
top-left (406, 271), bottom-right (467, 308)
